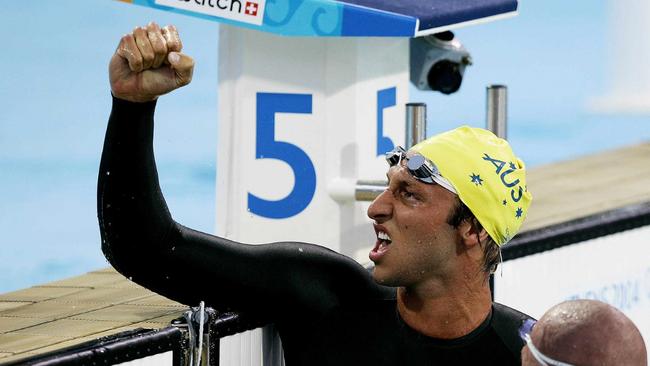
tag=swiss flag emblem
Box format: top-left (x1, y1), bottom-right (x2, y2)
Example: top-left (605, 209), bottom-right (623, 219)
top-left (245, 2), bottom-right (259, 16)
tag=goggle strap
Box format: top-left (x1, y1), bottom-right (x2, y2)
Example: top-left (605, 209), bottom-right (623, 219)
top-left (525, 334), bottom-right (575, 366)
top-left (431, 176), bottom-right (457, 195)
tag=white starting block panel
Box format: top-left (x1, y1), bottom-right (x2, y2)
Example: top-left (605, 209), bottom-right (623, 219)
top-left (215, 26), bottom-right (410, 366)
top-left (216, 27), bottom-right (408, 254)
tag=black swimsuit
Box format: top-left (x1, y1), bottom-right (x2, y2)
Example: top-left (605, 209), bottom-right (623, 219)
top-left (98, 96), bottom-right (532, 365)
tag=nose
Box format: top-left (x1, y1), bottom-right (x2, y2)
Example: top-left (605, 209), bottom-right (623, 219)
top-left (367, 188), bottom-right (393, 223)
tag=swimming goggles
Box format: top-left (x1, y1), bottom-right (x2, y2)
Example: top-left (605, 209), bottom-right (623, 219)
top-left (519, 319), bottom-right (575, 366)
top-left (385, 146), bottom-right (457, 195)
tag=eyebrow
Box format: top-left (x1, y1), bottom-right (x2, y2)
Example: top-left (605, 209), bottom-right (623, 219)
top-left (399, 180), bottom-right (416, 190)
top-left (387, 172), bottom-right (419, 190)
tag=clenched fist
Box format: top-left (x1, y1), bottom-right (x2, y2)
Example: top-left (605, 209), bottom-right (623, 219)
top-left (109, 22), bottom-right (194, 103)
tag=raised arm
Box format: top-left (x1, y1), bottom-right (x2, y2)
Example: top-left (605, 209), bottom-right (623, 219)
top-left (98, 23), bottom-right (384, 321)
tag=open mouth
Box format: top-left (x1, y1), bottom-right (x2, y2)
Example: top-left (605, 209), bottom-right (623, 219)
top-left (377, 231), bottom-right (392, 249)
top-left (369, 226), bottom-right (392, 262)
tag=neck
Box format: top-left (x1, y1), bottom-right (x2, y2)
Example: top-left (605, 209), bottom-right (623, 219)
top-left (396, 273), bottom-right (493, 339)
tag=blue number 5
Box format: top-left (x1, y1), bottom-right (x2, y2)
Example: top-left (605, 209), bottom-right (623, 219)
top-left (248, 92), bottom-right (316, 219)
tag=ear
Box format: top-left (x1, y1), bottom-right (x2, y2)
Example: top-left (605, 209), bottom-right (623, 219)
top-left (457, 219), bottom-right (490, 249)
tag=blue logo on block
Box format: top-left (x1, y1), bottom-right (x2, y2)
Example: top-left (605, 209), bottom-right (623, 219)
top-left (248, 92), bottom-right (316, 219)
top-left (377, 87), bottom-right (396, 156)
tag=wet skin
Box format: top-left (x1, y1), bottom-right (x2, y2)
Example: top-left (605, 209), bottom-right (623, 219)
top-left (367, 164), bottom-right (460, 290)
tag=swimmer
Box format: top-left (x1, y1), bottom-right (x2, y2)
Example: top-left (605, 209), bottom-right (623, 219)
top-left (520, 299), bottom-right (647, 366)
top-left (99, 22), bottom-right (534, 365)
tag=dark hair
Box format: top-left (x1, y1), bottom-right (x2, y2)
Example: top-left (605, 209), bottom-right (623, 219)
top-left (447, 197), bottom-right (501, 274)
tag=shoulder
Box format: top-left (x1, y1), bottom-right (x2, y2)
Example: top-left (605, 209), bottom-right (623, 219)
top-left (490, 303), bottom-right (535, 359)
top-left (492, 302), bottom-right (535, 324)
top-left (254, 242), bottom-right (390, 314)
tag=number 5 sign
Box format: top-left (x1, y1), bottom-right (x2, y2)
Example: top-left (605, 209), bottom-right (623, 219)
top-left (249, 93), bottom-right (316, 219)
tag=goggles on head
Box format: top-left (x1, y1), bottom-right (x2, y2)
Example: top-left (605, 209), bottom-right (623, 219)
top-left (519, 319), bottom-right (575, 366)
top-left (385, 146), bottom-right (457, 195)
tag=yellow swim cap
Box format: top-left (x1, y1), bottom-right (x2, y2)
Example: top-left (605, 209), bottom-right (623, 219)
top-left (411, 126), bottom-right (532, 245)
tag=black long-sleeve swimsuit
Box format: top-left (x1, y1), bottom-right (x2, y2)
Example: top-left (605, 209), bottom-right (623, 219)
top-left (98, 96), bottom-right (531, 365)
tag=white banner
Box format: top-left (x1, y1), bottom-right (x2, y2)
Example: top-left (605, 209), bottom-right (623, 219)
top-left (495, 225), bottom-right (650, 354)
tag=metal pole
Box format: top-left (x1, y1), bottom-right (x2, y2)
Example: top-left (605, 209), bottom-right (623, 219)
top-left (405, 103), bottom-right (427, 149)
top-left (355, 180), bottom-right (388, 201)
top-left (486, 85), bottom-right (507, 139)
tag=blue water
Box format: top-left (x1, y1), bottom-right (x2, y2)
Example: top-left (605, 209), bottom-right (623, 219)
top-left (2, 1), bottom-right (650, 293)
top-left (0, 159), bottom-right (216, 292)
top-left (0, 2), bottom-right (220, 293)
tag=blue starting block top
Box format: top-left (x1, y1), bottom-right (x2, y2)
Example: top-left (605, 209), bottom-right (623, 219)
top-left (121, 0), bottom-right (517, 37)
